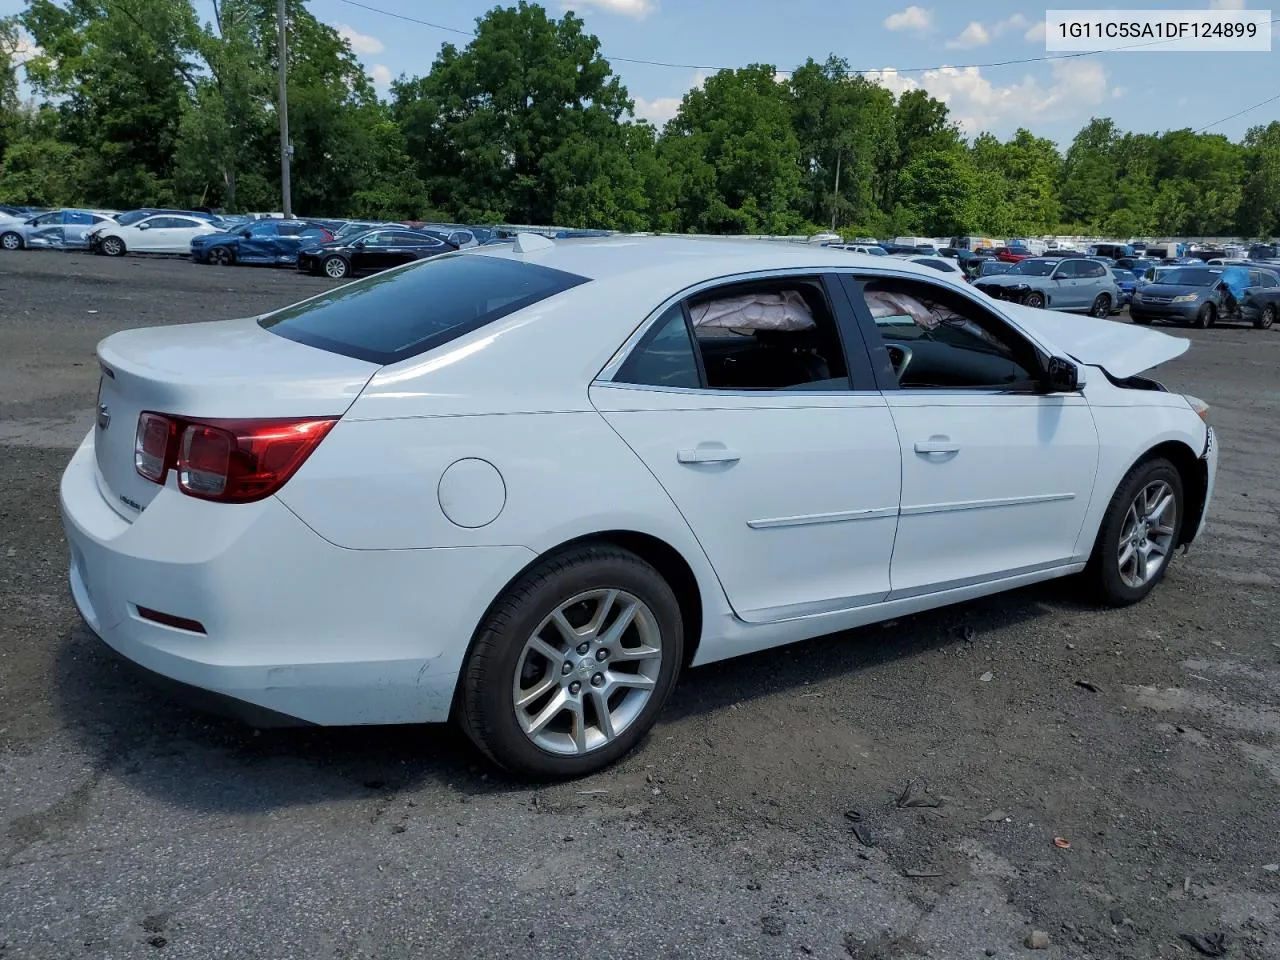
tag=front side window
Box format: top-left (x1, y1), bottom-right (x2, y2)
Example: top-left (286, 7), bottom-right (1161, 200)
top-left (858, 277), bottom-right (1039, 391)
top-left (261, 254), bottom-right (589, 364)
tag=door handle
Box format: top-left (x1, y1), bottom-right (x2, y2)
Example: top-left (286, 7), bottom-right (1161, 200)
top-left (914, 438), bottom-right (960, 455)
top-left (677, 447), bottom-right (741, 464)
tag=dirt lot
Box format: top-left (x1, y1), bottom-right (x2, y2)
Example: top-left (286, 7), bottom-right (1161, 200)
top-left (1, 251), bottom-right (1278, 960)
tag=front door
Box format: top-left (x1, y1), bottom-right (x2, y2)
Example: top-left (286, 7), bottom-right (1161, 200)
top-left (1050, 260), bottom-right (1086, 310)
top-left (591, 276), bottom-right (901, 623)
top-left (843, 271), bottom-right (1099, 597)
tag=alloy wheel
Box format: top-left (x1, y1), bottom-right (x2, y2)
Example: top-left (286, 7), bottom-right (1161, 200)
top-left (0, 233), bottom-right (20, 251)
top-left (512, 588), bottom-right (663, 756)
top-left (1117, 480), bottom-right (1177, 588)
top-left (1261, 305), bottom-right (1276, 330)
top-left (210, 248), bottom-right (232, 266)
top-left (102, 237), bottom-right (124, 257)
top-left (323, 256), bottom-right (348, 279)
top-left (1025, 292), bottom-right (1045, 309)
top-left (1090, 295), bottom-right (1110, 318)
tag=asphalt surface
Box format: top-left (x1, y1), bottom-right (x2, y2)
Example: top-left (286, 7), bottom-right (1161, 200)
top-left (1, 251), bottom-right (1279, 960)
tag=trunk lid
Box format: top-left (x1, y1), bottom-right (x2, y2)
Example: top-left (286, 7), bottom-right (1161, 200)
top-left (94, 317), bottom-right (378, 516)
top-left (996, 301), bottom-right (1190, 379)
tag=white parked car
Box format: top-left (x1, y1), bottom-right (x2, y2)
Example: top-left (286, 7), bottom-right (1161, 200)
top-left (61, 236), bottom-right (1218, 778)
top-left (91, 214), bottom-right (220, 256)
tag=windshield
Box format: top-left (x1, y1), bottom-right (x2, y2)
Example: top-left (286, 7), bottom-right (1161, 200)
top-left (1008, 259), bottom-right (1058, 277)
top-left (979, 260), bottom-right (1013, 276)
top-left (1152, 267), bottom-right (1219, 286)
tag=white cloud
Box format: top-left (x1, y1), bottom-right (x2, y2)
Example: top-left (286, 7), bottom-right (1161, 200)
top-left (371, 64), bottom-right (393, 87)
top-left (2, 27), bottom-right (39, 65)
top-left (337, 24), bottom-right (384, 55)
top-left (1209, 0), bottom-right (1247, 9)
top-left (1111, 85), bottom-right (1127, 99)
top-left (634, 69), bottom-right (709, 126)
top-left (562, 0), bottom-right (657, 18)
top-left (1025, 20), bottom-right (1047, 43)
top-left (866, 58), bottom-right (1110, 136)
top-left (883, 5), bottom-right (933, 33)
top-left (946, 22), bottom-right (990, 49)
top-left (947, 13), bottom-right (1033, 48)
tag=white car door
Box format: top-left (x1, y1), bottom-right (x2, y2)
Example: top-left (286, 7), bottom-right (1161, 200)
top-left (841, 271), bottom-right (1100, 597)
top-left (590, 273), bottom-right (902, 624)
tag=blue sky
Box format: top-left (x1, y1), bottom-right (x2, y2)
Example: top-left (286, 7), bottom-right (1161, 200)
top-left (4, 0), bottom-right (1277, 144)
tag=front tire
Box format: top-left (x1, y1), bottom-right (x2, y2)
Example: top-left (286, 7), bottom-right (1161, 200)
top-left (459, 545), bottom-right (684, 779)
top-left (1085, 457), bottom-right (1183, 606)
top-left (100, 236), bottom-right (126, 257)
top-left (209, 247), bottom-right (234, 266)
top-left (1193, 304), bottom-right (1215, 329)
top-left (1089, 294), bottom-right (1111, 318)
top-left (1257, 304), bottom-right (1276, 330)
top-left (322, 255), bottom-right (349, 279)
top-left (0, 231), bottom-right (22, 251)
top-left (1024, 292), bottom-right (1046, 309)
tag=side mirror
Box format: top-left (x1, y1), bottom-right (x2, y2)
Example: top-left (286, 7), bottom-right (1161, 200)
top-left (1044, 356), bottom-right (1081, 393)
top-left (241, 229), bottom-right (253, 238)
top-left (137, 222), bottom-right (150, 230)
top-left (352, 239), bottom-right (365, 249)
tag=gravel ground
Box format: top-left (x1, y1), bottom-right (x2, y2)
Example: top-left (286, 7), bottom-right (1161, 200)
top-left (1, 251), bottom-right (1278, 960)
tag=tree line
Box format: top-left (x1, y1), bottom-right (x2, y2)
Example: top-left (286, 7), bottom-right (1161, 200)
top-left (1, 0), bottom-right (1277, 239)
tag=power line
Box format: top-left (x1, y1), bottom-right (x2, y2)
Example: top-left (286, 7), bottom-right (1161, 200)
top-left (337, 0), bottom-right (1279, 77)
top-left (1195, 91), bottom-right (1280, 132)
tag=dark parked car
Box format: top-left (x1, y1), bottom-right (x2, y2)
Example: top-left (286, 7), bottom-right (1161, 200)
top-left (1248, 243), bottom-right (1278, 261)
top-left (190, 219), bottom-right (333, 266)
top-left (1239, 267), bottom-right (1280, 329)
top-left (1130, 265), bottom-right (1262, 328)
top-left (296, 228), bottom-right (455, 279)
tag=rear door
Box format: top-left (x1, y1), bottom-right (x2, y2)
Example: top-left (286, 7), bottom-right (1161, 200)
top-left (591, 272), bottom-right (902, 624)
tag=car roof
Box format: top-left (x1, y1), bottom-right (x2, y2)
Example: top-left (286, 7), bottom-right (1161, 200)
top-left (467, 235), bottom-right (952, 287)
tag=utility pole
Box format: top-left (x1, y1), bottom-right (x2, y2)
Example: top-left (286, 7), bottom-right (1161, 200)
top-left (829, 147), bottom-right (842, 234)
top-left (277, 0), bottom-right (293, 218)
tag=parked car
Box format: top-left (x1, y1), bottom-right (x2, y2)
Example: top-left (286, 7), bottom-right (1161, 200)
top-left (332, 220), bottom-right (392, 242)
top-left (108, 208), bottom-right (220, 228)
top-left (1240, 268), bottom-right (1280, 329)
top-left (995, 245), bottom-right (1032, 263)
top-left (62, 236), bottom-right (1217, 778)
top-left (1088, 243), bottom-right (1134, 260)
top-left (0, 209), bottom-right (114, 250)
top-left (91, 214), bottom-right (221, 257)
top-left (908, 255), bottom-right (968, 280)
top-left (977, 259), bottom-right (1014, 278)
top-left (1248, 243), bottom-right (1278, 261)
top-left (296, 228), bottom-right (456, 279)
top-left (1130, 264), bottom-right (1267, 328)
top-left (189, 219), bottom-right (333, 266)
top-left (974, 257), bottom-right (1122, 316)
top-left (1116, 257), bottom-right (1161, 281)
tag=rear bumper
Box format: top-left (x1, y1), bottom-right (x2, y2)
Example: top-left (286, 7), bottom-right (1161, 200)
top-left (60, 430), bottom-right (535, 726)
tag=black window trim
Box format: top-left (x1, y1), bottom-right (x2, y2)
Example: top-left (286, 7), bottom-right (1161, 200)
top-left (596, 268), bottom-right (878, 395)
top-left (836, 270), bottom-right (1054, 395)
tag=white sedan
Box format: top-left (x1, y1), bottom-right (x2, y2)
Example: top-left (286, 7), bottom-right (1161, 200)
top-left (91, 214), bottom-right (220, 256)
top-left (61, 236), bottom-right (1218, 778)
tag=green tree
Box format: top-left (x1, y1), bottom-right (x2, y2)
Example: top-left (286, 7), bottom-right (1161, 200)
top-left (1150, 130), bottom-right (1243, 235)
top-left (896, 146), bottom-right (977, 236)
top-left (661, 64), bottom-right (805, 234)
top-left (1239, 121), bottom-right (1280, 237)
top-left (393, 2), bottom-right (636, 225)
top-left (1059, 117), bottom-right (1119, 229)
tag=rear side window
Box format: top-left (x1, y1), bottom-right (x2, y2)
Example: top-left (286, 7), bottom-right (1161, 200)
top-left (261, 254), bottom-right (590, 364)
top-left (614, 305), bottom-right (701, 389)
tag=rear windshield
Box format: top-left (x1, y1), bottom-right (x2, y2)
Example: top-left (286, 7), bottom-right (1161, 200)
top-left (260, 254), bottom-right (589, 364)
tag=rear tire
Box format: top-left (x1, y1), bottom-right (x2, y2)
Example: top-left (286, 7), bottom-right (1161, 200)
top-left (1193, 304), bottom-right (1215, 329)
top-left (100, 236), bottom-right (126, 257)
top-left (1258, 304), bottom-right (1276, 330)
top-left (458, 544), bottom-right (684, 780)
top-left (1089, 294), bottom-right (1111, 318)
top-left (1084, 457), bottom-right (1183, 607)
top-left (0, 231), bottom-right (22, 251)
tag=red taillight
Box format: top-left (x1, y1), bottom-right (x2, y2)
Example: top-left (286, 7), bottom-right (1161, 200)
top-left (134, 412), bottom-right (174, 481)
top-left (134, 413), bottom-right (337, 503)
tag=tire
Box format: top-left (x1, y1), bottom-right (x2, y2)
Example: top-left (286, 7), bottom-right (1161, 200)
top-left (0, 231), bottom-right (22, 251)
top-left (1257, 304), bottom-right (1276, 330)
top-left (1089, 294), bottom-right (1111, 318)
top-left (1024, 292), bottom-right (1045, 309)
top-left (322, 255), bottom-right (349, 279)
top-left (209, 246), bottom-right (234, 266)
top-left (459, 544), bottom-right (684, 779)
top-left (100, 235), bottom-right (126, 257)
top-left (1084, 457), bottom-right (1183, 607)
top-left (1193, 304), bottom-right (1215, 329)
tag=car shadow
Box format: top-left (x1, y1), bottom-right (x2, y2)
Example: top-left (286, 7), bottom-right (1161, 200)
top-left (51, 578), bottom-right (1096, 815)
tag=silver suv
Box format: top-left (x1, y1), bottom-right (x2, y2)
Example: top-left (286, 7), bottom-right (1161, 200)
top-left (972, 257), bottom-right (1123, 317)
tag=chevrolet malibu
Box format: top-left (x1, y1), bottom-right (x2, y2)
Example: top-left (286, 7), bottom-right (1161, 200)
top-left (62, 237), bottom-right (1218, 778)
